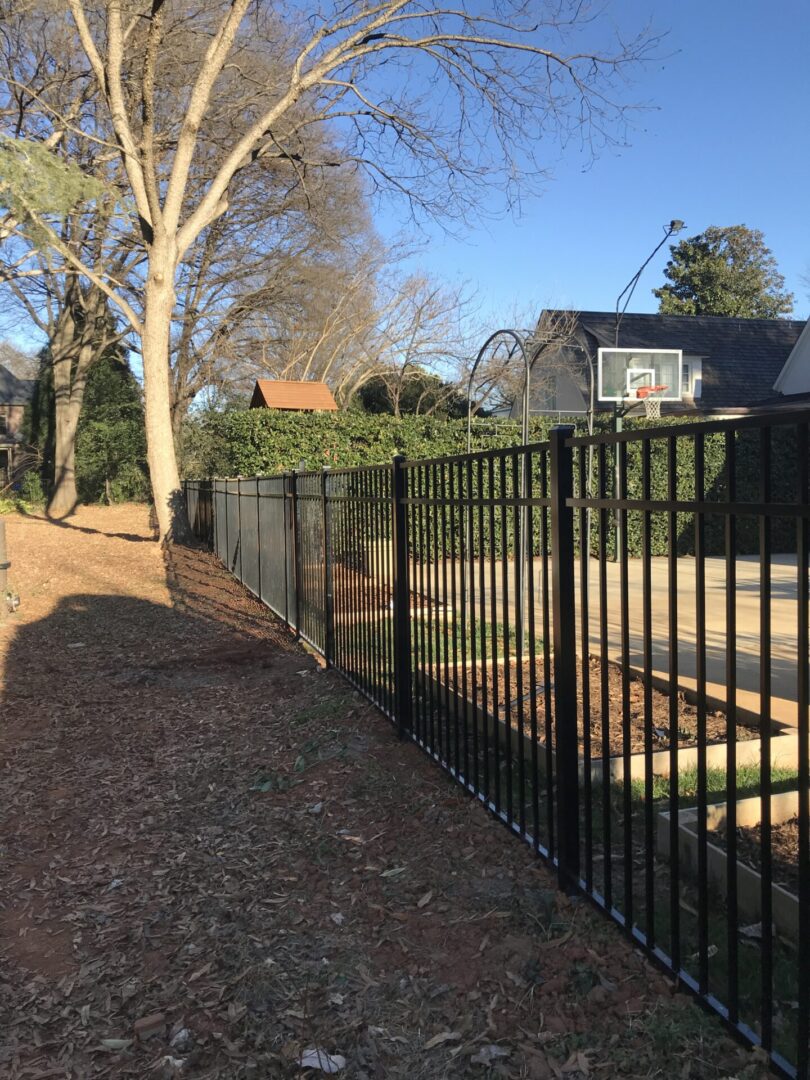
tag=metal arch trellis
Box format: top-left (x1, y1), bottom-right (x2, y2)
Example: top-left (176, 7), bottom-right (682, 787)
top-left (465, 329), bottom-right (534, 662)
top-left (465, 328), bottom-right (531, 455)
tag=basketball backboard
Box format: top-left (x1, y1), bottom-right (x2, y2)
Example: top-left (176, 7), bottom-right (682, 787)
top-left (597, 348), bottom-right (683, 403)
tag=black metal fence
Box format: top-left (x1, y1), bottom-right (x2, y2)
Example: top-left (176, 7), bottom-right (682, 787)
top-left (184, 409), bottom-right (810, 1078)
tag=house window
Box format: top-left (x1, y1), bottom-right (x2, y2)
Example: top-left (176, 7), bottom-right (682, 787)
top-left (680, 357), bottom-right (703, 399)
top-left (0, 412), bottom-right (7, 436)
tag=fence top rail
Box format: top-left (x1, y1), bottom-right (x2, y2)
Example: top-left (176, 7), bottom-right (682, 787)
top-left (402, 438), bottom-right (551, 471)
top-left (565, 406), bottom-right (810, 448)
top-left (321, 463), bottom-right (392, 478)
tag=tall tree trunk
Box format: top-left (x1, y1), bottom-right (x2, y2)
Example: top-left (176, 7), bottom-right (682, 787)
top-left (142, 252), bottom-right (191, 543)
top-left (48, 306), bottom-right (80, 518)
top-left (48, 290), bottom-right (107, 519)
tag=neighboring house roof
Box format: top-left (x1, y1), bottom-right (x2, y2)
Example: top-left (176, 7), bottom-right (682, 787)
top-left (537, 311), bottom-right (807, 411)
top-left (250, 379), bottom-right (338, 411)
top-left (0, 364), bottom-right (36, 405)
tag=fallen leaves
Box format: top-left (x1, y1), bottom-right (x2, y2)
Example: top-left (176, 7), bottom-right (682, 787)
top-left (423, 1030), bottom-right (461, 1050)
top-left (0, 510), bottom-right (768, 1080)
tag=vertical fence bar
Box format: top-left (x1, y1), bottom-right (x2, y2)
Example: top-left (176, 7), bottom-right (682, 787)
top-left (694, 433), bottom-right (709, 994)
top-left (467, 456), bottom-right (480, 794)
top-left (500, 453), bottom-right (514, 825)
top-left (724, 429), bottom-right (738, 1024)
top-left (541, 449), bottom-right (555, 861)
top-left (577, 447), bottom-right (592, 891)
top-left (550, 425), bottom-right (579, 893)
top-left (641, 438), bottom-right (655, 946)
top-left (256, 478), bottom-right (263, 604)
top-left (667, 435), bottom-right (681, 971)
top-left (392, 456), bottom-right (412, 739)
top-left (478, 456), bottom-right (490, 800)
top-left (488, 455), bottom-right (501, 813)
top-left (598, 443), bottom-right (612, 908)
top-left (526, 454), bottom-right (540, 853)
top-left (618, 440), bottom-right (633, 925)
top-left (289, 470), bottom-right (301, 637)
top-left (237, 478), bottom-right (243, 583)
top-left (759, 426), bottom-right (773, 1052)
top-left (322, 470), bottom-right (334, 667)
top-left (797, 421), bottom-right (809, 1079)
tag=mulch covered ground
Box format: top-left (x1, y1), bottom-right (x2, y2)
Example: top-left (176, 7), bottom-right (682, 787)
top-left (0, 506), bottom-right (772, 1079)
top-left (439, 657), bottom-right (758, 757)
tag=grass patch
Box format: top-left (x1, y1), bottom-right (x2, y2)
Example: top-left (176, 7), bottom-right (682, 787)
top-left (629, 762), bottom-right (799, 807)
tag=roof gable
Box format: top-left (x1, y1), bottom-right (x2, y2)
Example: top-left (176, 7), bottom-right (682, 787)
top-left (250, 380), bottom-right (338, 411)
top-left (0, 364), bottom-right (35, 405)
top-left (540, 310), bottom-right (806, 409)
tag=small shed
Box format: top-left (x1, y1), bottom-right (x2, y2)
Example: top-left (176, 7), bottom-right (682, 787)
top-left (250, 379), bottom-right (338, 412)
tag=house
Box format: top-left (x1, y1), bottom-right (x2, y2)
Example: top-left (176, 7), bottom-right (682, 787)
top-left (524, 311), bottom-right (809, 416)
top-left (250, 379), bottom-right (338, 412)
top-left (0, 364), bottom-right (36, 486)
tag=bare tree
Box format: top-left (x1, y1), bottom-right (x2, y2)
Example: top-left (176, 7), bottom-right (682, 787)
top-left (167, 126), bottom-right (374, 433)
top-left (4, 0), bottom-right (657, 539)
top-left (346, 272), bottom-right (476, 414)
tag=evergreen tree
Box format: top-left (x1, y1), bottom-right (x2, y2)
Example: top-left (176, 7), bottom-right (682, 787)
top-left (26, 346), bottom-right (148, 503)
top-left (653, 225), bottom-right (794, 318)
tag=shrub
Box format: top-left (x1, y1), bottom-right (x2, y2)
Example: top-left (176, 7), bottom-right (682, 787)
top-left (19, 469), bottom-right (45, 506)
top-left (181, 409), bottom-right (588, 478)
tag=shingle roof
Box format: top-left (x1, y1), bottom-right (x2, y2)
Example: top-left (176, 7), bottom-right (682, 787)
top-left (0, 364), bottom-right (35, 405)
top-left (570, 311), bottom-right (806, 409)
top-left (250, 379), bottom-right (338, 411)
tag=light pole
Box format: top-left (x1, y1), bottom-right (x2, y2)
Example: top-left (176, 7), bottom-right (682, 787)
top-left (612, 218), bottom-right (685, 436)
top-left (614, 219), bottom-right (686, 351)
top-left (611, 220), bottom-right (685, 556)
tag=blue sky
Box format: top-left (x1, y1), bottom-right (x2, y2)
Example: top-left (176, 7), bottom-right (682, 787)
top-left (3, 0), bottom-right (807, 359)
top-left (377, 0), bottom-right (810, 325)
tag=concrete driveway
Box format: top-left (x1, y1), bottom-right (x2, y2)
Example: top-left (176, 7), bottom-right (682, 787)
top-left (437, 554), bottom-right (805, 730)
top-left (581, 555), bottom-right (803, 730)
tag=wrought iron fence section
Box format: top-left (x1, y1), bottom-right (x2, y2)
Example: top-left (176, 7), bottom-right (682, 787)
top-left (183, 407), bottom-right (810, 1080)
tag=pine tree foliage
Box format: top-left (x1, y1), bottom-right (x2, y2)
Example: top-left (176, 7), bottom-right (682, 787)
top-left (0, 135), bottom-right (106, 225)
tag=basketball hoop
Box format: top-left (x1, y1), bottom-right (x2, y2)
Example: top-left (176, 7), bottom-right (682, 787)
top-left (636, 384), bottom-right (668, 420)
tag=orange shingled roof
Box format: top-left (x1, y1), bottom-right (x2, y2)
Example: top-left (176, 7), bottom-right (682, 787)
top-left (250, 379), bottom-right (338, 411)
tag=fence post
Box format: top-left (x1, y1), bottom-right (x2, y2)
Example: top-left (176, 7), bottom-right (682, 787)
top-left (236, 477), bottom-right (243, 582)
top-left (322, 469), bottom-right (334, 666)
top-left (549, 424), bottom-right (580, 894)
top-left (256, 477), bottom-right (263, 603)
top-left (391, 455), bottom-right (412, 738)
top-left (289, 469), bottom-right (301, 638)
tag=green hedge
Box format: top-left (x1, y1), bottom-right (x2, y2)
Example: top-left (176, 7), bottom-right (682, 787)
top-left (184, 409), bottom-right (801, 557)
top-left (180, 409), bottom-right (583, 477)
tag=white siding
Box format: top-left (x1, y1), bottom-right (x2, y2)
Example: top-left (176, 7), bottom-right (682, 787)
top-left (774, 321), bottom-right (810, 395)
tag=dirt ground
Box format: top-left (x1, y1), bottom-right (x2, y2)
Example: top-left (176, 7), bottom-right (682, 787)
top-left (0, 506), bottom-right (772, 1079)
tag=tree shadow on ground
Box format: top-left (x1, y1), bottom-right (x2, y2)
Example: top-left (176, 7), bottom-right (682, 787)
top-left (0, 551), bottom-right (312, 1076)
top-left (19, 507), bottom-right (158, 544)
